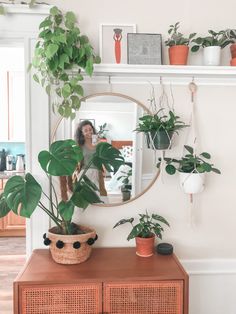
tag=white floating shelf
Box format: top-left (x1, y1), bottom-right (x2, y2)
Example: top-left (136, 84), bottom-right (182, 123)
top-left (90, 64), bottom-right (236, 86)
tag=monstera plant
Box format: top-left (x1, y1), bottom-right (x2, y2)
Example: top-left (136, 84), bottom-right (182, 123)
top-left (0, 140), bottom-right (124, 264)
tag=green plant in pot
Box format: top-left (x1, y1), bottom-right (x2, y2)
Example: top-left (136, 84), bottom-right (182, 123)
top-left (31, 6), bottom-right (101, 119)
top-left (165, 22), bottom-right (196, 65)
top-left (135, 109), bottom-right (188, 150)
top-left (0, 139), bottom-right (124, 264)
top-left (117, 168), bottom-right (132, 201)
top-left (225, 29), bottom-right (236, 64)
top-left (113, 211), bottom-right (170, 257)
top-left (191, 29), bottom-right (232, 66)
top-left (97, 123), bottom-right (108, 141)
top-left (157, 145), bottom-right (221, 194)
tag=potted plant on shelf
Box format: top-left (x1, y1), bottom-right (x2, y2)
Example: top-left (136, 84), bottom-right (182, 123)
top-left (113, 211), bottom-right (170, 257)
top-left (117, 168), bottom-right (132, 201)
top-left (225, 29), bottom-right (236, 65)
top-left (97, 123), bottom-right (108, 142)
top-left (157, 145), bottom-right (221, 194)
top-left (191, 29), bottom-right (232, 66)
top-left (165, 22), bottom-right (196, 65)
top-left (135, 109), bottom-right (188, 150)
top-left (30, 6), bottom-right (101, 119)
top-left (0, 139), bottom-right (124, 264)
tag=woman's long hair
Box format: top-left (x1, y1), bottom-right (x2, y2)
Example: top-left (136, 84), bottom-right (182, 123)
top-left (75, 120), bottom-right (96, 145)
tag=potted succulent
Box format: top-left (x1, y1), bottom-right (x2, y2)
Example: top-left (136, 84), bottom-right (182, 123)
top-left (157, 145), bottom-right (221, 194)
top-left (30, 6), bottom-right (101, 119)
top-left (117, 168), bottom-right (132, 201)
top-left (0, 139), bottom-right (124, 264)
top-left (135, 109), bottom-right (188, 150)
top-left (113, 211), bottom-right (170, 257)
top-left (165, 22), bottom-right (196, 65)
top-left (191, 30), bottom-right (232, 66)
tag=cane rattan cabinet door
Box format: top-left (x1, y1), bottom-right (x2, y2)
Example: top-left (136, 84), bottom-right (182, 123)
top-left (104, 281), bottom-right (183, 314)
top-left (19, 283), bottom-right (102, 314)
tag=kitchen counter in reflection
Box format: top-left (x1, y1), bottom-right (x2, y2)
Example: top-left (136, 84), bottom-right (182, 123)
top-left (0, 171), bottom-right (25, 179)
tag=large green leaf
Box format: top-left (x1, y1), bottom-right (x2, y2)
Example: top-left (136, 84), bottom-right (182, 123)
top-left (4, 174), bottom-right (42, 218)
top-left (92, 143), bottom-right (124, 173)
top-left (38, 139), bottom-right (83, 176)
top-left (0, 193), bottom-right (11, 218)
top-left (58, 200), bottom-right (74, 221)
top-left (127, 224), bottom-right (143, 240)
top-left (45, 43), bottom-right (59, 59)
top-left (71, 183), bottom-right (101, 209)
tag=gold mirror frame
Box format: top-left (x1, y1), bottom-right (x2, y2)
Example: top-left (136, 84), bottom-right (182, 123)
top-left (51, 92), bottom-right (160, 207)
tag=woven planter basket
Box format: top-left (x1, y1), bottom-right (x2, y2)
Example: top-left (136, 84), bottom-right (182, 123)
top-left (48, 224), bottom-right (96, 265)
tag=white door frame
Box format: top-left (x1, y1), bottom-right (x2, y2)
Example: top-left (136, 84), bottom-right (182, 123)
top-left (0, 4), bottom-right (51, 256)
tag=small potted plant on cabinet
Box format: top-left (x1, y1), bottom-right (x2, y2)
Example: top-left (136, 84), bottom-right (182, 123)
top-left (113, 211), bottom-right (170, 257)
top-left (157, 145), bottom-right (221, 194)
top-left (135, 109), bottom-right (188, 150)
top-left (165, 22), bottom-right (196, 65)
top-left (0, 140), bottom-right (124, 264)
top-left (191, 29), bottom-right (232, 66)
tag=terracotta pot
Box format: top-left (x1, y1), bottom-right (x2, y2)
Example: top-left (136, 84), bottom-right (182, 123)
top-left (168, 45), bottom-right (189, 65)
top-left (230, 58), bottom-right (236, 66)
top-left (230, 43), bottom-right (236, 59)
top-left (135, 235), bottom-right (155, 257)
top-left (47, 224), bottom-right (97, 264)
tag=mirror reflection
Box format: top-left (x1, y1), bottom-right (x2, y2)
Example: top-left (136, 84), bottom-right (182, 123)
top-left (70, 93), bottom-right (159, 205)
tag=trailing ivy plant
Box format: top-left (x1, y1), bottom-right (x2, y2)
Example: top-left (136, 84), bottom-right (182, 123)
top-left (31, 6), bottom-right (101, 119)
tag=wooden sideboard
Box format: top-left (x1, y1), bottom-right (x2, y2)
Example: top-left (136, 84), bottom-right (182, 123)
top-left (14, 248), bottom-right (188, 314)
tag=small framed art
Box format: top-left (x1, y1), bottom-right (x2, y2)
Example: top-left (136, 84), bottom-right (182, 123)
top-left (99, 23), bottom-right (136, 64)
top-left (127, 33), bottom-right (162, 65)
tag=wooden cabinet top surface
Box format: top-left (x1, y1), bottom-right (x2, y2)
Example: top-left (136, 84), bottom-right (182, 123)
top-left (15, 248), bottom-right (188, 285)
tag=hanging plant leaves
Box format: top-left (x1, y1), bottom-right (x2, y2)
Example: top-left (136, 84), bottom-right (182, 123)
top-left (30, 6), bottom-right (100, 119)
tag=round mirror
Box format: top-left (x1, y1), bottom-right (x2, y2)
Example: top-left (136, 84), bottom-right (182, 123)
top-left (52, 92), bottom-right (160, 206)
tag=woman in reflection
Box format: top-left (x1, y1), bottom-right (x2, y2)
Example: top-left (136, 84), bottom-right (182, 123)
top-left (73, 120), bottom-right (107, 198)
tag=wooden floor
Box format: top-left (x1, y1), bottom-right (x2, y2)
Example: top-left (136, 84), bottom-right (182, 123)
top-left (0, 237), bottom-right (26, 314)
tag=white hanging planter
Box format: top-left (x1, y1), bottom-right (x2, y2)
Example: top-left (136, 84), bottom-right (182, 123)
top-left (203, 46), bottom-right (221, 66)
top-left (179, 172), bottom-right (206, 194)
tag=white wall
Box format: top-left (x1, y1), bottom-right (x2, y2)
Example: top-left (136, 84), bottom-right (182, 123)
top-left (44, 1), bottom-right (236, 313)
top-left (4, 2), bottom-right (236, 313)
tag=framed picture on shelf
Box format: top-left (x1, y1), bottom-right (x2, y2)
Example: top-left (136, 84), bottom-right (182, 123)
top-left (99, 23), bottom-right (136, 64)
top-left (127, 33), bottom-right (162, 65)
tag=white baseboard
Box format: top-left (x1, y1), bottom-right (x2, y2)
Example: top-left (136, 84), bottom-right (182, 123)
top-left (181, 259), bottom-right (236, 275)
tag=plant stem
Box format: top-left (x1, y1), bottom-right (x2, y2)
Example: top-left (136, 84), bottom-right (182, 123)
top-left (38, 201), bottom-right (62, 229)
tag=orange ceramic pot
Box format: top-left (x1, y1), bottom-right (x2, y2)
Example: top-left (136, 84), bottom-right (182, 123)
top-left (169, 45), bottom-right (189, 65)
top-left (135, 235), bottom-right (155, 257)
top-left (230, 44), bottom-right (236, 59)
top-left (230, 58), bottom-right (236, 66)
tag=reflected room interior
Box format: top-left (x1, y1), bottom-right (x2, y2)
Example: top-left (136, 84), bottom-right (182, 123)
top-left (54, 93), bottom-right (159, 206)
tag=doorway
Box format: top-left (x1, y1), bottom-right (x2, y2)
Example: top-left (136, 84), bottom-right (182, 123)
top-left (0, 44), bottom-right (26, 237)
